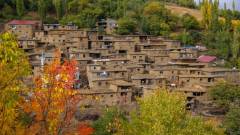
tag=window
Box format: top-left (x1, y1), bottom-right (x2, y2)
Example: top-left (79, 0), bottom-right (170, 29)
top-left (83, 54), bottom-right (85, 58)
top-left (98, 82), bottom-right (102, 86)
top-left (121, 92), bottom-right (127, 96)
top-left (193, 92), bottom-right (201, 96)
top-left (208, 78), bottom-right (212, 82)
top-left (133, 56), bottom-right (136, 59)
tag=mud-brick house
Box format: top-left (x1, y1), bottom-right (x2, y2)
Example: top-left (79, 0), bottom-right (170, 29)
top-left (175, 86), bottom-right (207, 110)
top-left (5, 20), bottom-right (42, 39)
top-left (201, 68), bottom-right (240, 83)
top-left (43, 24), bottom-right (78, 31)
top-left (109, 80), bottom-right (134, 104)
top-left (92, 58), bottom-right (129, 66)
top-left (197, 55), bottom-right (218, 67)
top-left (127, 52), bottom-right (147, 63)
top-left (131, 74), bottom-right (166, 89)
top-left (178, 74), bottom-right (225, 88)
top-left (113, 40), bottom-right (136, 56)
top-left (87, 64), bottom-right (128, 89)
top-left (65, 30), bottom-right (89, 50)
top-left (18, 39), bottom-right (39, 51)
top-left (78, 88), bottom-right (132, 106)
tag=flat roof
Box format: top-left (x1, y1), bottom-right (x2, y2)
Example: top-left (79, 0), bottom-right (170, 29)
top-left (132, 74), bottom-right (165, 79)
top-left (179, 75), bottom-right (225, 78)
top-left (110, 80), bottom-right (134, 86)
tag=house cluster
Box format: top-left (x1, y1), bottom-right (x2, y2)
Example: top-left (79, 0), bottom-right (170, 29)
top-left (4, 20), bottom-right (240, 110)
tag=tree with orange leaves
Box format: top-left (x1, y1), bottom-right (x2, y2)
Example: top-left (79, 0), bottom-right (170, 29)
top-left (78, 123), bottom-right (94, 135)
top-left (23, 52), bottom-right (81, 135)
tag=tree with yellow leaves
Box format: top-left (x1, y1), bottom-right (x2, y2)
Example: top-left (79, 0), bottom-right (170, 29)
top-left (0, 32), bottom-right (30, 134)
top-left (120, 90), bottom-right (225, 135)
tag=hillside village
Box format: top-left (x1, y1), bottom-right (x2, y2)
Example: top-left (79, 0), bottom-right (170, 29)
top-left (4, 19), bottom-right (240, 116)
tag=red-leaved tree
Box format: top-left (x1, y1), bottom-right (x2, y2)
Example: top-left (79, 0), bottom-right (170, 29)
top-left (23, 52), bottom-right (81, 135)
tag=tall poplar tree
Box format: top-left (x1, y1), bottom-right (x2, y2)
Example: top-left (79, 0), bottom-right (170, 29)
top-left (16, 0), bottom-right (25, 17)
top-left (232, 26), bottom-right (240, 67)
top-left (54, 0), bottom-right (64, 19)
top-left (38, 0), bottom-right (47, 21)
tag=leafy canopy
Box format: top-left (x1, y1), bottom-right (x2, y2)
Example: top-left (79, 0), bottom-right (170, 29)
top-left (0, 32), bottom-right (29, 134)
top-left (121, 90), bottom-right (224, 135)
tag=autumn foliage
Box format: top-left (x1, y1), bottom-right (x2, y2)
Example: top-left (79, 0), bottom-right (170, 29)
top-left (23, 52), bottom-right (81, 134)
top-left (0, 32), bottom-right (30, 134)
top-left (78, 123), bottom-right (94, 135)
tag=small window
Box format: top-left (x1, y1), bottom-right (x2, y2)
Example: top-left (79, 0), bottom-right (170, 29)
top-left (208, 78), bottom-right (211, 82)
top-left (121, 92), bottom-right (127, 96)
top-left (133, 56), bottom-right (136, 59)
top-left (98, 82), bottom-right (102, 86)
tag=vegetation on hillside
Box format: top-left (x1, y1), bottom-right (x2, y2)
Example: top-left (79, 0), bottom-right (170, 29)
top-left (93, 90), bottom-right (224, 135)
top-left (210, 82), bottom-right (240, 135)
top-left (3, 0), bottom-right (240, 67)
top-left (200, 0), bottom-right (240, 68)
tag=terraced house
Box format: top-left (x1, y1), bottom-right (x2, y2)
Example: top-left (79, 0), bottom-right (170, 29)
top-left (5, 20), bottom-right (240, 110)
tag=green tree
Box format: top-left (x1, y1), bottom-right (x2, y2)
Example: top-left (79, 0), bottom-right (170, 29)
top-left (178, 0), bottom-right (195, 8)
top-left (16, 0), bottom-right (25, 17)
top-left (54, 0), bottom-right (64, 19)
top-left (116, 17), bottom-right (137, 35)
top-left (210, 82), bottom-right (240, 110)
top-left (210, 82), bottom-right (240, 135)
top-left (224, 107), bottom-right (240, 135)
top-left (231, 26), bottom-right (240, 67)
top-left (142, 1), bottom-right (171, 36)
top-left (0, 32), bottom-right (30, 134)
top-left (93, 108), bottom-right (126, 135)
top-left (1, 3), bottom-right (15, 19)
top-left (38, 0), bottom-right (47, 21)
top-left (181, 14), bottom-right (199, 30)
top-left (121, 90), bottom-right (224, 135)
top-left (177, 30), bottom-right (194, 45)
